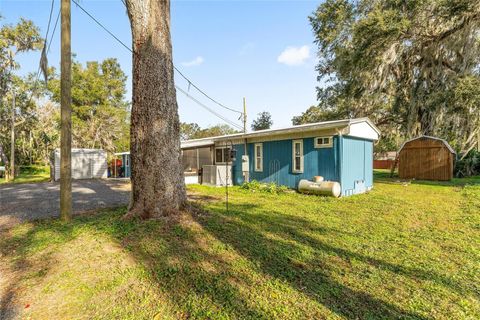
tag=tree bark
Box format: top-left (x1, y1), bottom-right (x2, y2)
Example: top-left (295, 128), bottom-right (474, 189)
top-left (0, 143), bottom-right (9, 180)
top-left (125, 0), bottom-right (186, 219)
top-left (10, 93), bottom-right (15, 179)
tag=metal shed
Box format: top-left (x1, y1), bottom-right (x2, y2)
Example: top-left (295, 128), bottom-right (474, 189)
top-left (52, 148), bottom-right (108, 181)
top-left (398, 136), bottom-right (455, 181)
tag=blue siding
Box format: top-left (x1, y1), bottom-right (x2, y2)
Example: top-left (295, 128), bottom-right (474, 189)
top-left (232, 144), bottom-right (246, 185)
top-left (364, 140), bottom-right (373, 187)
top-left (340, 136), bottom-right (374, 196)
top-left (122, 154), bottom-right (131, 178)
top-left (231, 137), bottom-right (340, 189)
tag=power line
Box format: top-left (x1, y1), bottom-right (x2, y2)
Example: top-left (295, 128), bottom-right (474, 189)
top-left (25, 1), bottom-right (59, 106)
top-left (44, 0), bottom-right (55, 48)
top-left (72, 0), bottom-right (244, 120)
top-left (72, 0), bottom-right (131, 53)
top-left (173, 67), bottom-right (243, 115)
top-left (34, 0), bottom-right (56, 80)
top-left (175, 85), bottom-right (244, 131)
top-left (115, 0), bottom-right (242, 115)
top-left (47, 9), bottom-right (61, 54)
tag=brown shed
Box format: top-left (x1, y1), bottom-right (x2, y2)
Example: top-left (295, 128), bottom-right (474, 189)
top-left (398, 136), bottom-right (455, 181)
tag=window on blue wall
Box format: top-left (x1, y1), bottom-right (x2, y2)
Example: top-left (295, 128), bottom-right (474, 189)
top-left (292, 140), bottom-right (304, 173)
top-left (215, 147), bottom-right (231, 164)
top-left (254, 143), bottom-right (263, 172)
top-left (314, 136), bottom-right (333, 148)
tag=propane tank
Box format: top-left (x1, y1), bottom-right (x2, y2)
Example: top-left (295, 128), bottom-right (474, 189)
top-left (313, 176), bottom-right (324, 183)
top-left (298, 179), bottom-right (341, 197)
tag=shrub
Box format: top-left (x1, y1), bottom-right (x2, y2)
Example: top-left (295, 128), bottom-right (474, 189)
top-left (240, 179), bottom-right (261, 191)
top-left (455, 150), bottom-right (480, 178)
top-left (240, 180), bottom-right (288, 194)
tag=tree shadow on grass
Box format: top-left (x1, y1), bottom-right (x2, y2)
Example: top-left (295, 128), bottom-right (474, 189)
top-left (0, 219), bottom-right (79, 319)
top-left (115, 213), bottom-right (278, 319)
top-left (0, 209), bottom-right (273, 319)
top-left (2, 198), bottom-right (471, 319)
top-left (193, 202), bottom-right (443, 319)
top-left (231, 205), bottom-right (474, 297)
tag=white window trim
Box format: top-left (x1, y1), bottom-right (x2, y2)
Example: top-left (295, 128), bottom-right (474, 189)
top-left (314, 136), bottom-right (333, 148)
top-left (292, 139), bottom-right (304, 173)
top-left (215, 147), bottom-right (231, 164)
top-left (215, 147), bottom-right (225, 164)
top-left (254, 143), bottom-right (263, 172)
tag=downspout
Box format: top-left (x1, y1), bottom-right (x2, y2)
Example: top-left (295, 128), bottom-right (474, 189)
top-left (337, 129), bottom-right (344, 196)
top-left (243, 138), bottom-right (249, 183)
top-left (243, 98), bottom-right (249, 183)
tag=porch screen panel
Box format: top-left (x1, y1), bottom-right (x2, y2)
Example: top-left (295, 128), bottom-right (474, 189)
top-left (183, 149), bottom-right (197, 172)
top-left (198, 147), bottom-right (213, 169)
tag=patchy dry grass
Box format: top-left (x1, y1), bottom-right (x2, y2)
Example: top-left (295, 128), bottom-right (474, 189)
top-left (0, 173), bottom-right (479, 319)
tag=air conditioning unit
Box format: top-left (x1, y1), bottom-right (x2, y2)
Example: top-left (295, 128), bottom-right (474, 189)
top-left (202, 165), bottom-right (232, 186)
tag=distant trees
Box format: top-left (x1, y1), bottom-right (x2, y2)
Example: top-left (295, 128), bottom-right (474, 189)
top-left (3, 76), bottom-right (59, 165)
top-left (0, 17), bottom-right (42, 88)
top-left (180, 123), bottom-right (238, 140)
top-left (251, 111), bottom-right (273, 131)
top-left (48, 58), bottom-right (130, 153)
top-left (0, 16), bottom-right (42, 177)
top-left (180, 122), bottom-right (201, 141)
top-left (303, 0), bottom-right (480, 155)
top-left (292, 106), bottom-right (340, 126)
top-left (0, 57), bottom-right (130, 168)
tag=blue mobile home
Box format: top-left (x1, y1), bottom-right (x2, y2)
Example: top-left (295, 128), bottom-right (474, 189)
top-left (211, 118), bottom-right (379, 196)
top-left (113, 118), bottom-right (379, 196)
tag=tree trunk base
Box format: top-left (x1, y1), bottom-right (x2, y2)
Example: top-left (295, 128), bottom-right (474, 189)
top-left (122, 200), bottom-right (187, 221)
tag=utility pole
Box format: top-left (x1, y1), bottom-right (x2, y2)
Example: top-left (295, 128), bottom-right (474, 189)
top-left (10, 92), bottom-right (15, 180)
top-left (60, 0), bottom-right (72, 221)
top-left (242, 97), bottom-right (249, 183)
top-left (243, 97), bottom-right (247, 134)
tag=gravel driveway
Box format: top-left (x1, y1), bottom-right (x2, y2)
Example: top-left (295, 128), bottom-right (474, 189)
top-left (0, 179), bottom-right (131, 228)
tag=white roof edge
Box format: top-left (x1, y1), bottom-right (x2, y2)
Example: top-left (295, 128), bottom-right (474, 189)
top-left (348, 117), bottom-right (381, 136)
top-left (213, 118), bottom-right (359, 142)
top-left (181, 139), bottom-right (215, 149)
top-left (398, 135), bottom-right (456, 154)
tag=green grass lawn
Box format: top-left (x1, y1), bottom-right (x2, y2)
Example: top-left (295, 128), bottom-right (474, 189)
top-left (0, 173), bottom-right (479, 319)
top-left (0, 165), bottom-right (50, 184)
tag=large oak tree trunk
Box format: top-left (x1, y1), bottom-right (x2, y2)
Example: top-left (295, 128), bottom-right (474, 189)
top-left (125, 0), bottom-right (186, 219)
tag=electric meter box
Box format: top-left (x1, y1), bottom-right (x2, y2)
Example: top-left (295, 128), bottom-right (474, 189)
top-left (241, 155), bottom-right (249, 172)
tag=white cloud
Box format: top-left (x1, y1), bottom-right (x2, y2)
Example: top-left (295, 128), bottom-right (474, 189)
top-left (277, 45), bottom-right (310, 66)
top-left (181, 56), bottom-right (204, 67)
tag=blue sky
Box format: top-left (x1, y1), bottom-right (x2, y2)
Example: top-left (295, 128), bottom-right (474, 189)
top-left (1, 0), bottom-right (322, 129)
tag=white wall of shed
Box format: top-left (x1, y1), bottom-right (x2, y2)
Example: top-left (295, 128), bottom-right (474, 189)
top-left (53, 149), bottom-right (107, 181)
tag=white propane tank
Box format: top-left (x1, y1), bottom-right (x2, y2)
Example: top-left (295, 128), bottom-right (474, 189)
top-left (313, 176), bottom-right (324, 183)
top-left (298, 179), bottom-right (341, 198)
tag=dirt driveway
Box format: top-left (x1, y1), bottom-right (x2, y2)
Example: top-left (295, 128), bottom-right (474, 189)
top-left (0, 179), bottom-right (131, 228)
